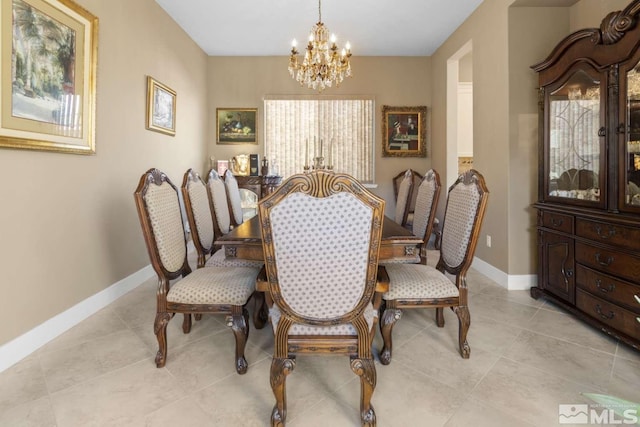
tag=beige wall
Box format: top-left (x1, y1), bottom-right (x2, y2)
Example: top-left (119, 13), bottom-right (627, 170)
top-left (508, 7), bottom-right (570, 275)
top-left (0, 0), bottom-right (208, 345)
top-left (570, 0), bottom-right (631, 29)
top-left (207, 56), bottom-right (432, 216)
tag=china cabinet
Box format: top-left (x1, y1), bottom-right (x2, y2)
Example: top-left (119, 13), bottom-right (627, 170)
top-left (234, 175), bottom-right (282, 221)
top-left (531, 0), bottom-right (640, 350)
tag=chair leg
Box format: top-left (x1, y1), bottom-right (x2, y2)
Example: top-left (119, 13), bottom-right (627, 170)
top-left (228, 307), bottom-right (249, 374)
top-left (270, 357), bottom-right (295, 427)
top-left (253, 291), bottom-right (268, 329)
top-left (454, 305), bottom-right (471, 358)
top-left (435, 307), bottom-right (445, 327)
top-left (154, 312), bottom-right (171, 368)
top-left (182, 313), bottom-right (192, 333)
top-left (379, 308), bottom-right (401, 365)
top-left (194, 314), bottom-right (202, 321)
top-left (351, 358), bottom-right (377, 427)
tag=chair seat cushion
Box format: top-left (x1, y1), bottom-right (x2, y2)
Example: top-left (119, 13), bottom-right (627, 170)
top-left (383, 264), bottom-right (459, 300)
top-left (205, 248), bottom-right (264, 268)
top-left (167, 266), bottom-right (258, 305)
top-left (269, 303), bottom-right (377, 336)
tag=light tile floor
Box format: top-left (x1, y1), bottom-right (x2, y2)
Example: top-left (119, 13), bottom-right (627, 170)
top-left (1, 251), bottom-right (639, 426)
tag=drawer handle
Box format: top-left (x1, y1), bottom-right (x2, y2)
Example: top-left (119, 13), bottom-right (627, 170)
top-left (595, 253), bottom-right (613, 267)
top-left (551, 218), bottom-right (564, 227)
top-left (595, 279), bottom-right (615, 293)
top-left (637, 317), bottom-right (640, 324)
top-left (595, 304), bottom-right (615, 320)
top-left (594, 225), bottom-right (616, 240)
top-left (635, 294), bottom-right (640, 305)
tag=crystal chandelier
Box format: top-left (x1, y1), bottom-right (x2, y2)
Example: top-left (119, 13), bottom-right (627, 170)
top-left (288, 0), bottom-right (352, 92)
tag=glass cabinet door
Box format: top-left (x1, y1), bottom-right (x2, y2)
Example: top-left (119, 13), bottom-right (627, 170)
top-left (546, 68), bottom-right (604, 205)
top-left (624, 59), bottom-right (640, 209)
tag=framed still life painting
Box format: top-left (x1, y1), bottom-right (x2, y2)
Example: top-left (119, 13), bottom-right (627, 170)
top-left (382, 105), bottom-right (427, 157)
top-left (0, 0), bottom-right (98, 154)
top-left (216, 108), bottom-right (257, 144)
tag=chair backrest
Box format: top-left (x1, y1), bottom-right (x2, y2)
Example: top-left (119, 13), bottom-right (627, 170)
top-left (439, 169), bottom-right (489, 275)
top-left (206, 168), bottom-right (232, 236)
top-left (412, 169), bottom-right (441, 256)
top-left (134, 168), bottom-right (190, 279)
top-left (181, 169), bottom-right (215, 268)
top-left (224, 169), bottom-right (244, 226)
top-left (393, 169), bottom-right (423, 217)
top-left (394, 169), bottom-right (415, 225)
top-left (259, 171), bottom-right (385, 326)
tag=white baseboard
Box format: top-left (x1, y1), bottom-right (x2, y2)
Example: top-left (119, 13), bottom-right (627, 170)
top-left (471, 257), bottom-right (537, 291)
top-left (0, 264), bottom-right (155, 373)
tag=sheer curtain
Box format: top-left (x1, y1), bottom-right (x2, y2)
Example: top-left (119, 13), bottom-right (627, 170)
top-left (264, 97), bottom-right (375, 182)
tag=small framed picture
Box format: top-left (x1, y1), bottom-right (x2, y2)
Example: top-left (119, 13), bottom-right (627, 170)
top-left (217, 160), bottom-right (229, 176)
top-left (382, 105), bottom-right (427, 157)
top-left (146, 76), bottom-right (176, 136)
top-left (216, 108), bottom-right (257, 144)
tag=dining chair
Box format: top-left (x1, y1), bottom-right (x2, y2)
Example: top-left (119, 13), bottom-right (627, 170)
top-left (224, 169), bottom-right (245, 226)
top-left (393, 169), bottom-right (415, 227)
top-left (134, 168), bottom-right (259, 373)
top-left (203, 168), bottom-right (267, 328)
top-left (379, 169), bottom-right (489, 362)
top-left (382, 169), bottom-right (441, 265)
top-left (392, 169), bottom-right (421, 226)
top-left (258, 170), bottom-right (387, 427)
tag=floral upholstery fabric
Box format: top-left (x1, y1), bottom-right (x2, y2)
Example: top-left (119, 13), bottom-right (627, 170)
top-left (441, 180), bottom-right (481, 268)
top-left (383, 264), bottom-right (459, 300)
top-left (270, 192), bottom-right (373, 320)
top-left (269, 302), bottom-right (377, 335)
top-left (395, 170), bottom-right (413, 224)
top-left (206, 248), bottom-right (264, 268)
top-left (224, 170), bottom-right (244, 225)
top-left (145, 181), bottom-right (186, 273)
top-left (411, 172), bottom-right (436, 239)
top-left (167, 266), bottom-right (258, 305)
top-left (208, 171), bottom-right (231, 234)
top-left (188, 180), bottom-right (214, 251)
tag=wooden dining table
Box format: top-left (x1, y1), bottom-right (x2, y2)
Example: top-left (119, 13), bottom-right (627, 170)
top-left (215, 215), bottom-right (423, 263)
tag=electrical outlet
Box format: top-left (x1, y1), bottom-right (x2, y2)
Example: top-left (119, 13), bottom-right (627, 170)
top-left (486, 235), bottom-right (492, 247)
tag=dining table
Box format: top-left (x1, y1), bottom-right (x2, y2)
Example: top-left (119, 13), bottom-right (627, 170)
top-left (215, 214), bottom-right (423, 263)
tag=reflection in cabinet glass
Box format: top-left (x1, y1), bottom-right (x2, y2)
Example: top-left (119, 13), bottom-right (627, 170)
top-left (626, 61), bottom-right (640, 206)
top-left (548, 70), bottom-right (601, 202)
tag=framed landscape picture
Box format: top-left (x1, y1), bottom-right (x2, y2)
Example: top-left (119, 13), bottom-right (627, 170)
top-left (146, 76), bottom-right (176, 136)
top-left (216, 108), bottom-right (257, 144)
top-left (382, 105), bottom-right (427, 157)
top-left (0, 0), bottom-right (98, 154)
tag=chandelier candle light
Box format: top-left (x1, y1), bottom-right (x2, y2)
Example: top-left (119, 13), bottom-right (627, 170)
top-left (288, 0), bottom-right (352, 92)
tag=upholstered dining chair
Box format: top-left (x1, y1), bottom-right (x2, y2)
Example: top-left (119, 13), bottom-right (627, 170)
top-left (182, 168), bottom-right (266, 328)
top-left (393, 169), bottom-right (422, 227)
top-left (394, 169), bottom-right (415, 227)
top-left (224, 169), bottom-right (245, 227)
top-left (379, 169), bottom-right (489, 362)
top-left (382, 169), bottom-right (441, 265)
top-left (134, 168), bottom-right (259, 374)
top-left (258, 170), bottom-right (387, 427)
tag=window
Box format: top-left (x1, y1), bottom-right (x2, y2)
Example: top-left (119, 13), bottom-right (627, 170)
top-left (264, 97), bottom-right (375, 182)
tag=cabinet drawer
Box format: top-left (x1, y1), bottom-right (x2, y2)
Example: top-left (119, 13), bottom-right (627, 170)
top-left (542, 211), bottom-right (573, 233)
top-left (576, 264), bottom-right (640, 314)
top-left (576, 219), bottom-right (640, 252)
top-left (575, 242), bottom-right (640, 283)
top-left (576, 290), bottom-right (640, 341)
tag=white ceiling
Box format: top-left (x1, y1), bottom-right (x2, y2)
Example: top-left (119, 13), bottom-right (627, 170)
top-left (154, 0), bottom-right (486, 56)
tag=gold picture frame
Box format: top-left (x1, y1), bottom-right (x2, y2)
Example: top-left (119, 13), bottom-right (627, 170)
top-left (216, 108), bottom-right (257, 144)
top-left (382, 105), bottom-right (427, 157)
top-left (0, 0), bottom-right (98, 155)
top-left (146, 76), bottom-right (176, 136)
